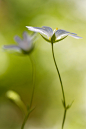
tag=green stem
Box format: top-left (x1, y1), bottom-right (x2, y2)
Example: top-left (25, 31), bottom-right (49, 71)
top-left (21, 110), bottom-right (31, 129)
top-left (62, 109), bottom-right (67, 129)
top-left (21, 55), bottom-right (35, 129)
top-left (51, 43), bottom-right (67, 129)
top-left (29, 55), bottom-right (35, 109)
top-left (21, 108), bottom-right (35, 129)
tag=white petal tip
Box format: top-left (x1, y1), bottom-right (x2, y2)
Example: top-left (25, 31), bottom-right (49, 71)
top-left (69, 34), bottom-right (82, 39)
top-left (3, 45), bottom-right (7, 49)
top-left (79, 37), bottom-right (82, 39)
top-left (26, 26), bottom-right (29, 28)
top-left (74, 36), bottom-right (82, 39)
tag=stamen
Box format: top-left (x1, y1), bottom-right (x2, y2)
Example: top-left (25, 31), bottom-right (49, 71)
top-left (49, 37), bottom-right (51, 41)
top-left (56, 28), bottom-right (58, 30)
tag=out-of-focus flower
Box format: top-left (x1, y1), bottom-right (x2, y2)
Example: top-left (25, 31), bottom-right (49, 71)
top-left (3, 32), bottom-right (36, 55)
top-left (26, 26), bottom-right (82, 43)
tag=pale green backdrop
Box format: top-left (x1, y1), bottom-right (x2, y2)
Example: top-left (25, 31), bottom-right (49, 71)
top-left (0, 0), bottom-right (86, 129)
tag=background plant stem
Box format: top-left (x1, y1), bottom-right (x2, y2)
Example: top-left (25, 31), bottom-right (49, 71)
top-left (21, 55), bottom-right (35, 129)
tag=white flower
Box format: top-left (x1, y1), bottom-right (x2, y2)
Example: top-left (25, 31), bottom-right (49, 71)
top-left (3, 32), bottom-right (36, 54)
top-left (26, 26), bottom-right (82, 43)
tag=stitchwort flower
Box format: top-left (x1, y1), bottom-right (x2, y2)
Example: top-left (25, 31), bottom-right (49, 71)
top-left (3, 31), bottom-right (36, 129)
top-left (26, 25), bottom-right (82, 129)
top-left (3, 31), bottom-right (36, 55)
top-left (26, 26), bottom-right (82, 43)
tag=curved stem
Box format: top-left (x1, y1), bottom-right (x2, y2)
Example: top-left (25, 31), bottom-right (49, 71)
top-left (21, 55), bottom-right (35, 129)
top-left (51, 43), bottom-right (67, 129)
top-left (51, 43), bottom-right (66, 106)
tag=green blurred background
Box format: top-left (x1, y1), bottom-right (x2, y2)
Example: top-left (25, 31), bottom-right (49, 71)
top-left (0, 0), bottom-right (86, 129)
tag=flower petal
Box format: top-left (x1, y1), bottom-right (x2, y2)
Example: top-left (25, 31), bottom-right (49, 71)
top-left (23, 31), bottom-right (32, 41)
top-left (42, 26), bottom-right (53, 37)
top-left (3, 45), bottom-right (22, 53)
top-left (14, 36), bottom-right (23, 44)
top-left (23, 31), bottom-right (28, 40)
top-left (26, 26), bottom-right (50, 38)
top-left (56, 34), bottom-right (68, 40)
top-left (21, 32), bottom-right (34, 51)
top-left (55, 29), bottom-right (70, 38)
top-left (68, 34), bottom-right (82, 39)
top-left (55, 35), bottom-right (68, 43)
top-left (55, 29), bottom-right (82, 40)
top-left (22, 31), bottom-right (31, 43)
top-left (56, 29), bottom-right (77, 35)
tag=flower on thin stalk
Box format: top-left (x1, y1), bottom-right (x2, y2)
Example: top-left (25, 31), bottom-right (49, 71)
top-left (3, 32), bottom-right (36, 55)
top-left (26, 26), bottom-right (82, 43)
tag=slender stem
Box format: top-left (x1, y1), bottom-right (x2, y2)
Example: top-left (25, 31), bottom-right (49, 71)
top-left (51, 43), bottom-right (67, 129)
top-left (29, 55), bottom-right (35, 108)
top-left (51, 43), bottom-right (66, 106)
top-left (21, 108), bottom-right (35, 129)
top-left (62, 109), bottom-right (67, 129)
top-left (21, 111), bottom-right (31, 129)
top-left (21, 55), bottom-right (35, 129)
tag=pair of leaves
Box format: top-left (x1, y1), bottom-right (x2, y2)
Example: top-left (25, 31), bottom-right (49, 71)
top-left (62, 99), bottom-right (74, 110)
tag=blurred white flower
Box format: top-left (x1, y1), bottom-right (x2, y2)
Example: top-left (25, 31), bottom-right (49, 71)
top-left (3, 32), bottom-right (36, 55)
top-left (26, 26), bottom-right (82, 43)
